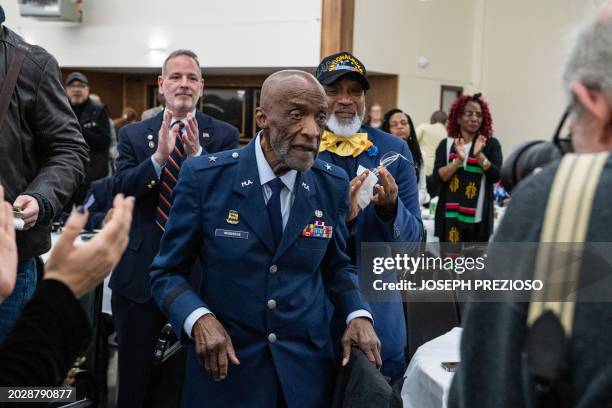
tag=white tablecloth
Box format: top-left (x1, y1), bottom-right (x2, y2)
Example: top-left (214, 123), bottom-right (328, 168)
top-left (423, 219), bottom-right (437, 243)
top-left (402, 327), bottom-right (462, 408)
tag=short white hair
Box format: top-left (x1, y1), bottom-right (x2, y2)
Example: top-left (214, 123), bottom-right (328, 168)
top-left (563, 9), bottom-right (612, 110)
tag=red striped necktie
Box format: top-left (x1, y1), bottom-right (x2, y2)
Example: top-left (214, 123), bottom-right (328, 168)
top-left (155, 121), bottom-right (186, 231)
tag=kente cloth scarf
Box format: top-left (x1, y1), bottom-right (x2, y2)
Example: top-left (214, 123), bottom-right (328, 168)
top-left (443, 140), bottom-right (484, 243)
top-left (319, 130), bottom-right (372, 157)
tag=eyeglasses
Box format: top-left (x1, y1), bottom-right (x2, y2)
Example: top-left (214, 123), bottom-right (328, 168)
top-left (552, 104), bottom-right (573, 151)
top-left (463, 111), bottom-right (483, 119)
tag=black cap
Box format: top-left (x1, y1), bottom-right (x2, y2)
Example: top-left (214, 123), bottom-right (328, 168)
top-left (315, 52), bottom-right (370, 91)
top-left (65, 72), bottom-right (89, 86)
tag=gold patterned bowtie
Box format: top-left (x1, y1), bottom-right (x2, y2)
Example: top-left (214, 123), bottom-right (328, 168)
top-left (319, 131), bottom-right (373, 157)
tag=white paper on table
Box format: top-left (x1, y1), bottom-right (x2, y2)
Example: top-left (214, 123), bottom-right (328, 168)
top-left (356, 164), bottom-right (379, 210)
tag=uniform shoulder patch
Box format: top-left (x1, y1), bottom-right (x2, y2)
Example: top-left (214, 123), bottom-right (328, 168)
top-left (190, 148), bottom-right (241, 171)
top-left (312, 159), bottom-right (349, 181)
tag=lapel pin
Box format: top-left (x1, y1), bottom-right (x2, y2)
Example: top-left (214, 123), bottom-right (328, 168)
top-left (202, 132), bottom-right (210, 139)
top-left (226, 210), bottom-right (239, 225)
top-left (241, 179), bottom-right (253, 188)
top-left (324, 163), bottom-right (332, 171)
top-left (208, 156), bottom-right (218, 162)
top-left (302, 182), bottom-right (310, 191)
top-left (315, 210), bottom-right (323, 218)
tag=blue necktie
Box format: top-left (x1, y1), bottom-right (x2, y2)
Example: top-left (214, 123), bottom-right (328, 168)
top-left (266, 178), bottom-right (284, 248)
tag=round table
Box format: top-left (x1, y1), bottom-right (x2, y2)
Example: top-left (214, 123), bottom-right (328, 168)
top-left (401, 327), bottom-right (462, 408)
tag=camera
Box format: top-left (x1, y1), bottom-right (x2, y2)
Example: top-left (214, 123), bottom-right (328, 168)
top-left (500, 108), bottom-right (573, 193)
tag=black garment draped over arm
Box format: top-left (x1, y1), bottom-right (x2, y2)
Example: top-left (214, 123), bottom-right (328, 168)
top-left (0, 279), bottom-right (91, 388)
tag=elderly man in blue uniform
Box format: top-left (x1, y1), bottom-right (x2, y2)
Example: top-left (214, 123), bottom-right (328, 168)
top-left (111, 49), bottom-right (239, 407)
top-left (315, 52), bottom-right (423, 381)
top-left (150, 70), bottom-right (381, 407)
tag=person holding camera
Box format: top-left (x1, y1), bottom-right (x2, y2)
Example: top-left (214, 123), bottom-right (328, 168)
top-left (449, 2), bottom-right (612, 406)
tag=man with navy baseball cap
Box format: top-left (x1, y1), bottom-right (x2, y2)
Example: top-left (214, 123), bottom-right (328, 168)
top-left (316, 51), bottom-right (423, 381)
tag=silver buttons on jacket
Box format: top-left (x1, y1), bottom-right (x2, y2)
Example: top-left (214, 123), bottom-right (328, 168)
top-left (268, 333), bottom-right (277, 343)
top-left (267, 299), bottom-right (277, 310)
top-left (269, 265), bottom-right (277, 274)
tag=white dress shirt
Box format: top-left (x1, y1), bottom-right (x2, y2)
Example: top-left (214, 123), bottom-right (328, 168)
top-left (183, 133), bottom-right (371, 338)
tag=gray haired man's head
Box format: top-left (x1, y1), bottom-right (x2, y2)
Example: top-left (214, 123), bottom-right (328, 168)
top-left (161, 49), bottom-right (201, 77)
top-left (563, 4), bottom-right (612, 111)
top-left (563, 1), bottom-right (612, 153)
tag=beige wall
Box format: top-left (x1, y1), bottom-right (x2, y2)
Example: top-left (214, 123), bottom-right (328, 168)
top-left (353, 0), bottom-right (476, 126)
top-left (1, 0), bottom-right (322, 68)
top-left (479, 0), bottom-right (593, 154)
top-left (354, 0), bottom-right (600, 155)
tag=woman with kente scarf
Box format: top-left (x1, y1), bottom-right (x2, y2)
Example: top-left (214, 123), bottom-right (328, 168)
top-left (432, 93), bottom-right (502, 243)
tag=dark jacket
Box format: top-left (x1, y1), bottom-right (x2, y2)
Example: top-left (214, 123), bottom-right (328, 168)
top-left (0, 279), bottom-right (91, 389)
top-left (448, 156), bottom-right (612, 408)
top-left (0, 25), bottom-right (89, 261)
top-left (72, 97), bottom-right (111, 183)
top-left (331, 348), bottom-right (393, 408)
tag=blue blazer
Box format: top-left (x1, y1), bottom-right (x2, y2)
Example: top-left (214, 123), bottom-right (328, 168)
top-left (149, 139), bottom-right (370, 408)
top-left (318, 125), bottom-right (423, 361)
top-left (110, 110), bottom-right (239, 303)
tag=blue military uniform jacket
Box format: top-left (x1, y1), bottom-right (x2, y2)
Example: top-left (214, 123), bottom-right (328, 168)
top-left (318, 125), bottom-right (423, 364)
top-left (110, 110), bottom-right (239, 303)
top-left (149, 139), bottom-right (370, 408)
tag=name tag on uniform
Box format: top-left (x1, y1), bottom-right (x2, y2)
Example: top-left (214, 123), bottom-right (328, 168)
top-left (215, 229), bottom-right (249, 239)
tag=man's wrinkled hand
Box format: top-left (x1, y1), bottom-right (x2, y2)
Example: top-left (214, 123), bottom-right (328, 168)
top-left (44, 194), bottom-right (134, 297)
top-left (193, 314), bottom-right (240, 381)
top-left (341, 317), bottom-right (382, 368)
top-left (13, 195), bottom-right (39, 230)
top-left (371, 167), bottom-right (398, 216)
top-left (153, 110), bottom-right (176, 165)
top-left (183, 113), bottom-right (200, 157)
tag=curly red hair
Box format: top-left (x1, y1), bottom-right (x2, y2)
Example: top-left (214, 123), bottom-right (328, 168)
top-left (446, 94), bottom-right (494, 140)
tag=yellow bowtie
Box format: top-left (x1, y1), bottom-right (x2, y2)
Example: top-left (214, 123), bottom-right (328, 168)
top-left (319, 131), bottom-right (373, 157)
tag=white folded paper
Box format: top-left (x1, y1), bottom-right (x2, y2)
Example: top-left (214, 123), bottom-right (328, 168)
top-left (356, 165), bottom-right (378, 210)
